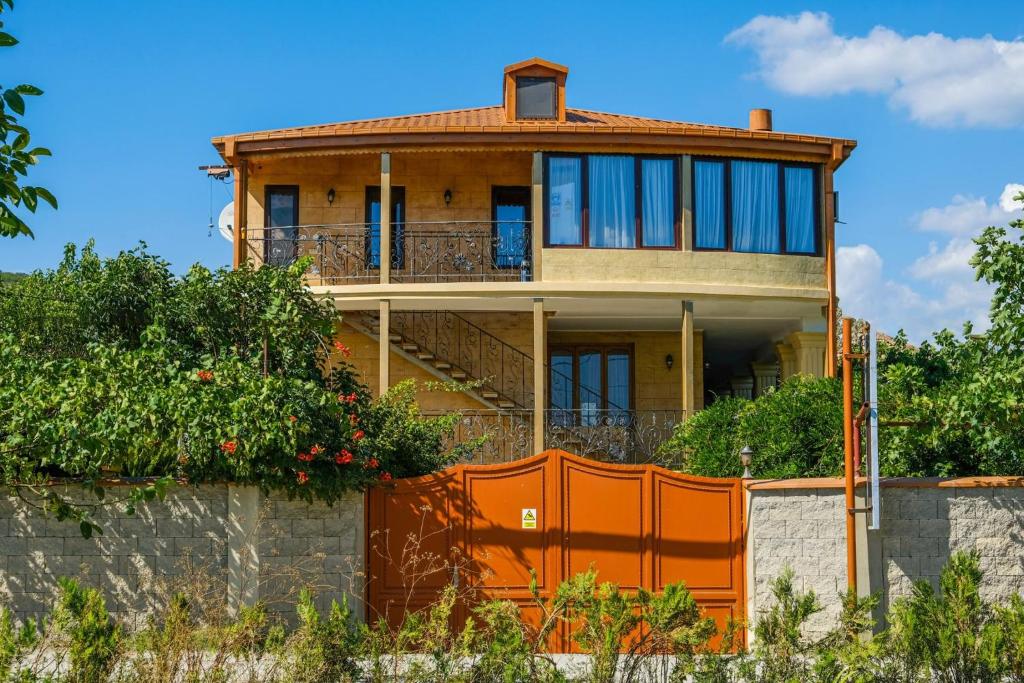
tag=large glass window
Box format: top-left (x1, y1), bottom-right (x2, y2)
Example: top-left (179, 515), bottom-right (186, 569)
top-left (693, 158), bottom-right (819, 255)
top-left (365, 186), bottom-right (405, 269)
top-left (516, 76), bottom-right (557, 120)
top-left (548, 345), bottom-right (633, 425)
top-left (492, 187), bottom-right (530, 269)
top-left (545, 154), bottom-right (678, 249)
top-left (265, 186), bottom-right (298, 266)
top-left (547, 157), bottom-right (582, 245)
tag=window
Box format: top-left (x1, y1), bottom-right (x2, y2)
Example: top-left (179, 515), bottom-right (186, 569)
top-left (516, 76), bottom-right (557, 119)
top-left (549, 345), bottom-right (633, 425)
top-left (693, 157), bottom-right (820, 255)
top-left (492, 186), bottom-right (531, 269)
top-left (264, 185), bottom-right (298, 266)
top-left (365, 186), bottom-right (405, 269)
top-left (544, 154), bottom-right (678, 249)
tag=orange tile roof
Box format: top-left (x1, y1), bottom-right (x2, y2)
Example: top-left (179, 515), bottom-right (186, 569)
top-left (213, 105), bottom-right (855, 151)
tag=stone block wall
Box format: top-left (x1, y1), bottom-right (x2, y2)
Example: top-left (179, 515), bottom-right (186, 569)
top-left (0, 485), bottom-right (364, 627)
top-left (747, 480), bottom-right (1024, 639)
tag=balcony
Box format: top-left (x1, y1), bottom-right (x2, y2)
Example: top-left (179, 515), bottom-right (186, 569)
top-left (432, 409), bottom-right (685, 465)
top-left (244, 221), bottom-right (533, 285)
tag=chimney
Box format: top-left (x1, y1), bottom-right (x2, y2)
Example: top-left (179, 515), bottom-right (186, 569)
top-left (749, 108), bottom-right (773, 131)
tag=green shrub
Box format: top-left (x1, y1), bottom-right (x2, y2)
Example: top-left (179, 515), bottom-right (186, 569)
top-left (658, 375), bottom-right (843, 479)
top-left (469, 598), bottom-right (562, 683)
top-left (280, 589), bottom-right (361, 683)
top-left (51, 578), bottom-right (122, 683)
top-left (0, 606), bottom-right (39, 681)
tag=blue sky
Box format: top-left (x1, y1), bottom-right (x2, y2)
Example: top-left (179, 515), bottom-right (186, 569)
top-left (1, 1), bottom-right (1022, 340)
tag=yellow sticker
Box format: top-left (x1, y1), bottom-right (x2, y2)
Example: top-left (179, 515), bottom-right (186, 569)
top-left (521, 508), bottom-right (537, 529)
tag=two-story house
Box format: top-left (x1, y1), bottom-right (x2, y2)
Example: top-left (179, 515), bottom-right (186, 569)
top-left (211, 58), bottom-right (855, 464)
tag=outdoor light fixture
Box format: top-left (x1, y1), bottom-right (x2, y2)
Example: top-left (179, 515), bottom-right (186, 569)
top-left (444, 189), bottom-right (452, 206)
top-left (665, 354), bottom-right (674, 370)
top-left (740, 445), bottom-right (754, 479)
top-left (327, 188), bottom-right (336, 205)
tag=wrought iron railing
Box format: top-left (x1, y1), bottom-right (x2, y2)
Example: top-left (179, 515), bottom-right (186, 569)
top-left (390, 310), bottom-right (534, 409)
top-left (244, 221), bottom-right (532, 284)
top-left (428, 409), bottom-right (685, 465)
top-left (393, 222), bottom-right (532, 283)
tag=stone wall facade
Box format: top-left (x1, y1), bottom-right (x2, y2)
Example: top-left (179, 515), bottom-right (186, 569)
top-left (747, 480), bottom-right (1024, 638)
top-left (0, 485), bottom-right (364, 627)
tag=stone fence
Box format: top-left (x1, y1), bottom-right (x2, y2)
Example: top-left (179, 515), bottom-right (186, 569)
top-left (0, 484), bottom-right (364, 628)
top-left (746, 477), bottom-right (1024, 637)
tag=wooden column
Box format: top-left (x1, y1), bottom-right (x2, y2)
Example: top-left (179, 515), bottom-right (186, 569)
top-left (531, 152), bottom-right (544, 281)
top-left (532, 298), bottom-right (546, 455)
top-left (824, 143), bottom-right (843, 378)
top-left (232, 161), bottom-right (248, 269)
top-left (681, 301), bottom-right (695, 415)
top-left (680, 155), bottom-right (693, 251)
top-left (380, 153), bottom-right (391, 284)
top-left (378, 299), bottom-right (390, 397)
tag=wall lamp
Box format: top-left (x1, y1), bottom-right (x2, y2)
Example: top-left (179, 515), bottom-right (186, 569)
top-left (444, 189), bottom-right (453, 206)
top-left (664, 354), bottom-right (674, 370)
top-left (740, 445), bottom-right (754, 479)
top-left (327, 188), bottom-right (336, 205)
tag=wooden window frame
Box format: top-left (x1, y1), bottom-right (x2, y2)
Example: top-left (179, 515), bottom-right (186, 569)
top-left (691, 156), bottom-right (822, 256)
top-left (515, 76), bottom-right (558, 120)
top-left (364, 185), bottom-right (406, 269)
top-left (547, 343), bottom-right (635, 411)
top-left (491, 185), bottom-right (532, 270)
top-left (263, 185), bottom-right (299, 264)
top-left (542, 153), bottom-right (681, 251)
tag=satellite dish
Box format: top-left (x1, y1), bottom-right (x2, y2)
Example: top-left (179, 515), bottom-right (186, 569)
top-left (217, 202), bottom-right (234, 242)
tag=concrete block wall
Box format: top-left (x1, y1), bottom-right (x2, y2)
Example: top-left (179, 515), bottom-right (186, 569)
top-left (747, 480), bottom-right (1024, 639)
top-left (0, 485), bottom-right (364, 627)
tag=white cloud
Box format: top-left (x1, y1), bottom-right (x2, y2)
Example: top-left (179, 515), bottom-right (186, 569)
top-left (727, 12), bottom-right (1024, 127)
top-left (836, 183), bottom-right (1024, 340)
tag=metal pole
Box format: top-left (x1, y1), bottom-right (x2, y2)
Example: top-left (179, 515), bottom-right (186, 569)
top-left (842, 317), bottom-right (857, 590)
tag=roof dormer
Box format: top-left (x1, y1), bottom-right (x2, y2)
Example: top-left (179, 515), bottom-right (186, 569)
top-left (503, 57), bottom-right (569, 123)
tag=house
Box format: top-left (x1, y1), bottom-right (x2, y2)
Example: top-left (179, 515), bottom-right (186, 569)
top-left (211, 58), bottom-right (855, 464)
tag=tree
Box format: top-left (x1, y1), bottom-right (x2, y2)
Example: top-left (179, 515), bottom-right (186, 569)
top-left (0, 0), bottom-right (56, 238)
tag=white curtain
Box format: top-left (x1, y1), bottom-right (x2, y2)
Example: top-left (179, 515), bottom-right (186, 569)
top-left (785, 166), bottom-right (815, 253)
top-left (731, 160), bottom-right (780, 253)
top-left (695, 161), bottom-right (726, 249)
top-left (547, 157), bottom-right (582, 245)
top-left (588, 155), bottom-right (635, 248)
top-left (641, 159), bottom-right (674, 247)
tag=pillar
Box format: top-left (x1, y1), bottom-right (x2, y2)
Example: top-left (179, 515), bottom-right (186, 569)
top-left (531, 152), bottom-right (544, 281)
top-left (378, 300), bottom-right (390, 396)
top-left (730, 376), bottom-right (754, 399)
top-left (532, 298), bottom-right (546, 455)
top-left (232, 161), bottom-right (248, 269)
top-left (788, 331), bottom-right (827, 377)
top-left (693, 329), bottom-right (704, 410)
top-left (775, 342), bottom-right (797, 381)
top-left (680, 301), bottom-right (695, 415)
top-left (226, 485), bottom-right (260, 614)
top-left (751, 361), bottom-right (779, 397)
top-left (380, 152), bottom-right (391, 284)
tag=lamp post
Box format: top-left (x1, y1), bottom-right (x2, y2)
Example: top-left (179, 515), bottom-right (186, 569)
top-left (739, 445), bottom-right (753, 479)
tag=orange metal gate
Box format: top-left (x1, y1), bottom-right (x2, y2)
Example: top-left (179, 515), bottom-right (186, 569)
top-left (366, 449), bottom-right (745, 650)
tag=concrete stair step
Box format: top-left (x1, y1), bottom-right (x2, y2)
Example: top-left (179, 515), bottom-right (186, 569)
top-left (481, 390), bottom-right (499, 399)
top-left (416, 352), bottom-right (435, 361)
top-left (433, 361), bottom-right (452, 370)
top-left (400, 343), bottom-right (419, 352)
top-left (449, 370), bottom-right (467, 380)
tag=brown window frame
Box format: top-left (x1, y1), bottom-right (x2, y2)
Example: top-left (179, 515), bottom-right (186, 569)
top-left (263, 185), bottom-right (299, 265)
top-left (515, 76), bottom-right (558, 120)
top-left (547, 343), bottom-right (635, 411)
top-left (543, 153), bottom-right (680, 250)
top-left (491, 185), bottom-right (532, 270)
top-left (364, 186), bottom-right (406, 269)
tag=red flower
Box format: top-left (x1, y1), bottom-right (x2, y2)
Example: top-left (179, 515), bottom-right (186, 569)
top-left (333, 341), bottom-right (352, 358)
top-left (353, 429), bottom-right (365, 442)
top-left (365, 457), bottom-right (379, 469)
top-left (197, 370), bottom-right (214, 382)
top-left (288, 415), bottom-right (298, 423)
top-left (335, 449), bottom-right (353, 465)
top-left (310, 444), bottom-right (323, 455)
top-left (297, 452), bottom-right (314, 463)
top-left (296, 471), bottom-right (309, 485)
top-left (336, 391), bottom-right (358, 405)
top-left (219, 441), bottom-right (237, 455)
top-left (349, 414), bottom-right (359, 427)
top-left (379, 471), bottom-right (392, 482)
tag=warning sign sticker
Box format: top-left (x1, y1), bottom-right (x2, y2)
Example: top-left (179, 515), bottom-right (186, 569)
top-left (521, 508), bottom-right (537, 529)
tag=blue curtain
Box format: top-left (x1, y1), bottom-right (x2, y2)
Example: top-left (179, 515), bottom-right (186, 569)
top-left (547, 157), bottom-right (582, 245)
top-left (641, 159), bottom-right (674, 247)
top-left (606, 352), bottom-right (631, 418)
top-left (785, 166), bottom-right (815, 254)
top-left (694, 161), bottom-right (726, 249)
top-left (731, 160), bottom-right (779, 253)
top-left (579, 352), bottom-right (602, 425)
top-left (367, 199), bottom-right (382, 268)
top-left (495, 203), bottom-right (527, 267)
top-left (588, 155), bottom-right (635, 248)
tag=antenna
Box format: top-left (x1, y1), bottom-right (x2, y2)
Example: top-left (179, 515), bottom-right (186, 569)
top-left (217, 202), bottom-right (234, 242)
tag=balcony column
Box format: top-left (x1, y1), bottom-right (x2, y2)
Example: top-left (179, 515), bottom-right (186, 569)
top-left (751, 361), bottom-right (780, 397)
top-left (232, 160), bottom-right (248, 269)
top-left (531, 152), bottom-right (544, 281)
top-left (788, 331), bottom-right (827, 377)
top-left (680, 301), bottom-right (695, 415)
top-left (380, 153), bottom-right (391, 284)
top-left (775, 342), bottom-right (797, 381)
top-left (378, 299), bottom-right (390, 397)
top-left (532, 298), bottom-right (546, 455)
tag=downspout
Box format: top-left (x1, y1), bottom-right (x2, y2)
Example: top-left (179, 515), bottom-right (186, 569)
top-left (824, 142), bottom-right (846, 378)
top-left (841, 317), bottom-right (857, 590)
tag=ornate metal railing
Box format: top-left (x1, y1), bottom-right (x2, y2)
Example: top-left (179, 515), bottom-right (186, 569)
top-left (390, 310), bottom-right (534, 409)
top-left (428, 409), bottom-right (685, 465)
top-left (243, 220), bottom-right (532, 284)
top-left (244, 223), bottom-right (382, 284)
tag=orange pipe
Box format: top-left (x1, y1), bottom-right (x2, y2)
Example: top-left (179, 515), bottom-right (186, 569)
top-left (841, 318), bottom-right (857, 590)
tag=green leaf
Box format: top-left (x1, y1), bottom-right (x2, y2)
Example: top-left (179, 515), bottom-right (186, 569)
top-left (79, 521), bottom-right (93, 539)
top-left (34, 186), bottom-right (56, 209)
top-left (0, 32), bottom-right (17, 47)
top-left (3, 89), bottom-right (24, 116)
top-left (13, 84), bottom-right (42, 96)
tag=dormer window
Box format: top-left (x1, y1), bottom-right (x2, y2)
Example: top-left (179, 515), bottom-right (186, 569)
top-left (503, 58), bottom-right (569, 123)
top-left (516, 76), bottom-right (557, 120)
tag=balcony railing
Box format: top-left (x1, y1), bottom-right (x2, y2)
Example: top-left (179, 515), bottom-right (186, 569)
top-left (244, 221), bottom-right (532, 284)
top-left (430, 409), bottom-right (685, 465)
